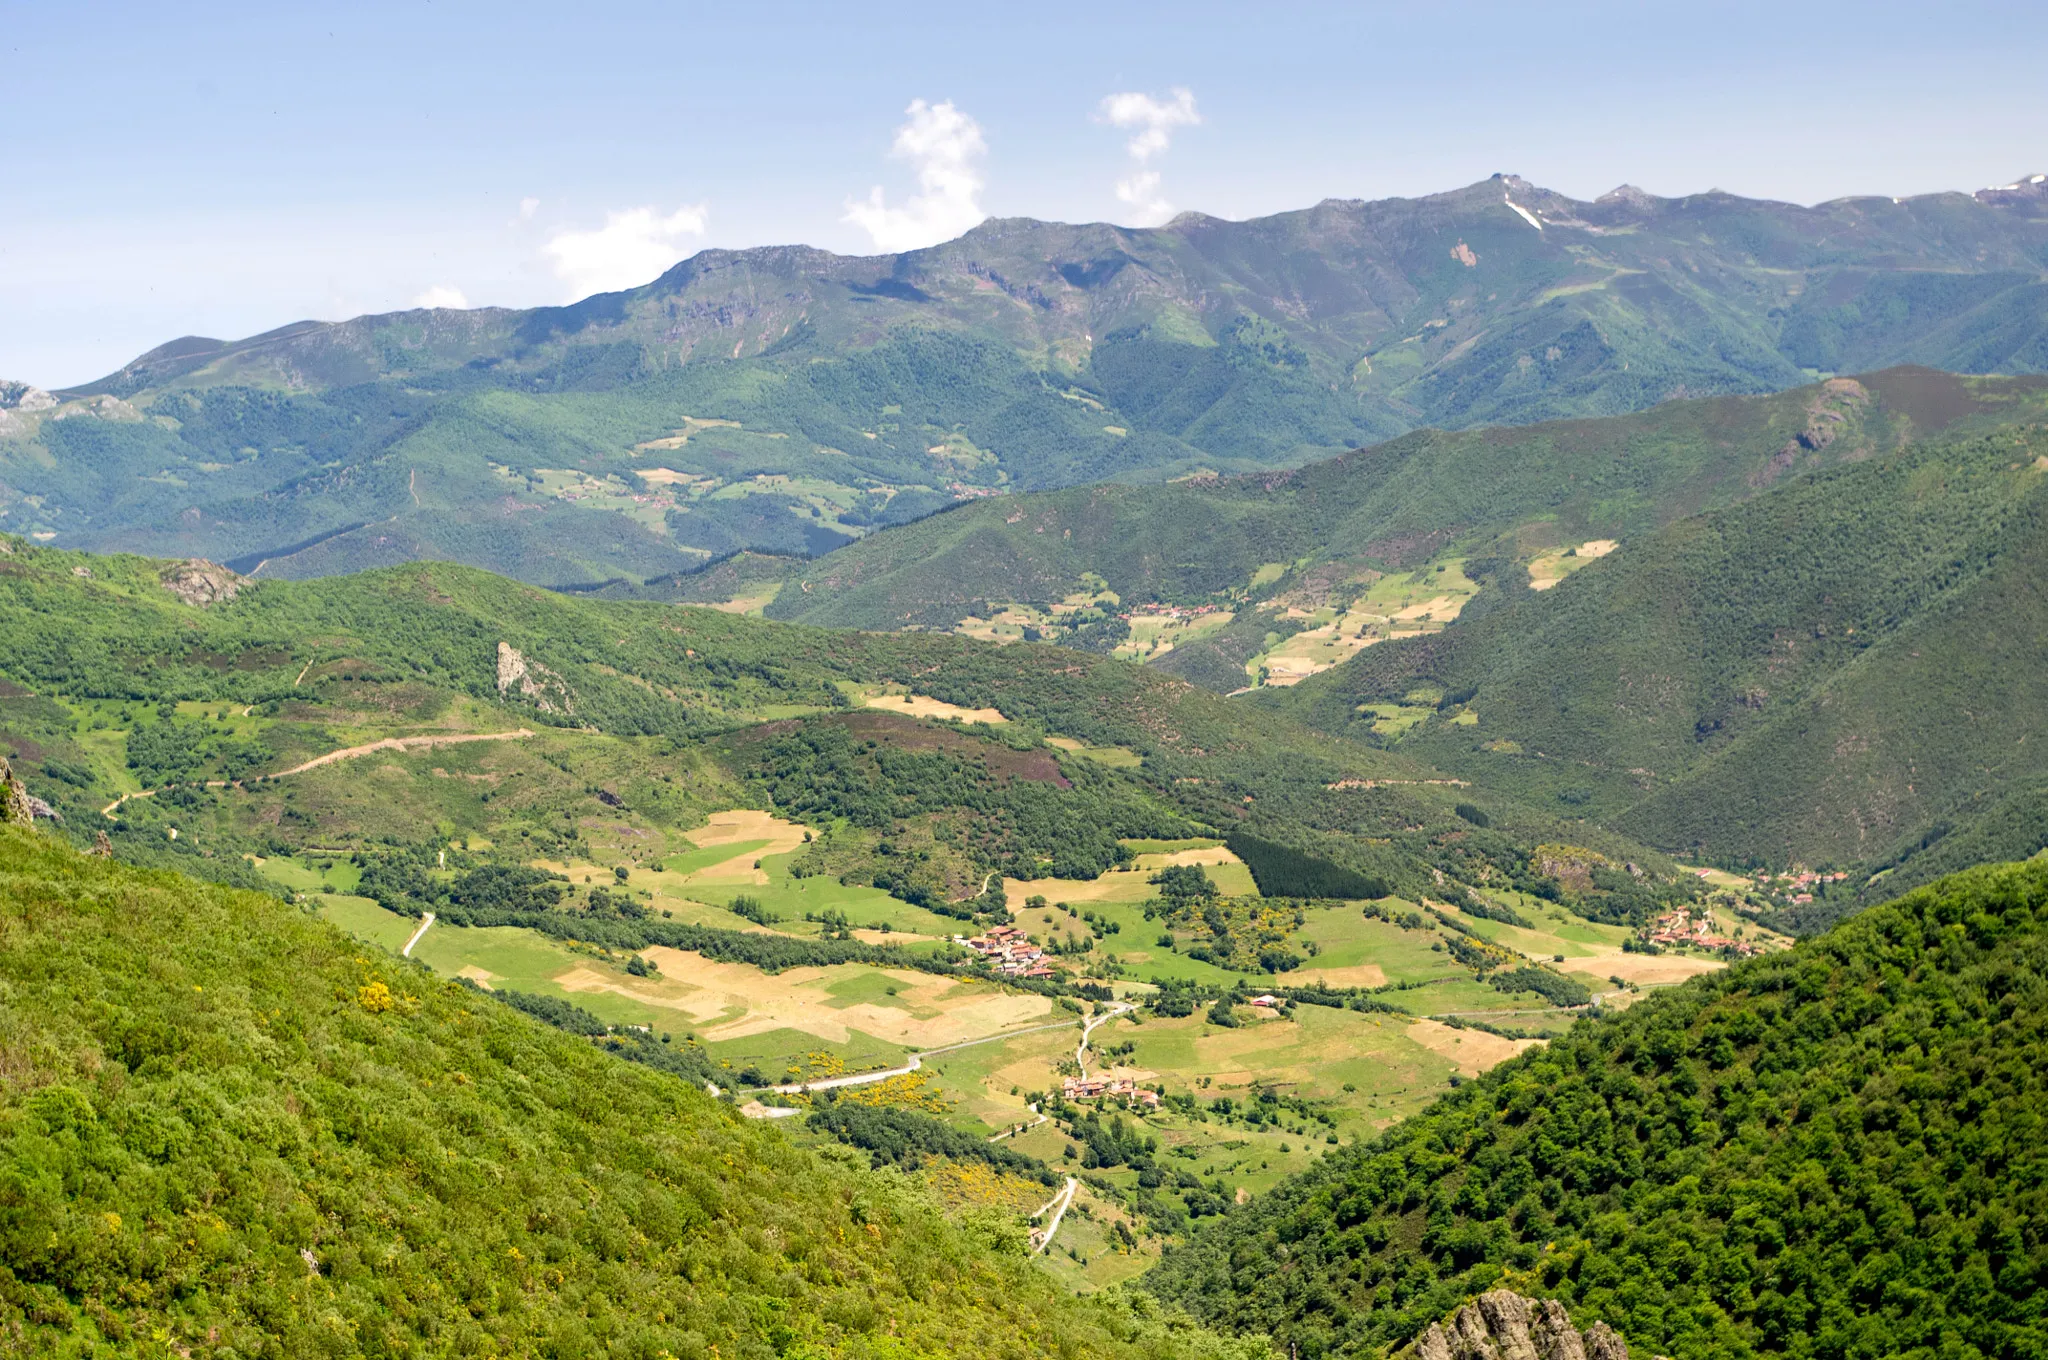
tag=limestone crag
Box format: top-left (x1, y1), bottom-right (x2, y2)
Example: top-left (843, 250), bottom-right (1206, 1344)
top-left (1408, 1291), bottom-right (1629, 1360)
top-left (0, 381), bottom-right (57, 413)
top-left (495, 641), bottom-right (574, 714)
top-left (0, 756), bottom-right (37, 828)
top-left (159, 558), bottom-right (246, 607)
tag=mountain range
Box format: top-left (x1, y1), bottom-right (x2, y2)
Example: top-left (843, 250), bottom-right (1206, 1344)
top-left (3, 172), bottom-right (2046, 586)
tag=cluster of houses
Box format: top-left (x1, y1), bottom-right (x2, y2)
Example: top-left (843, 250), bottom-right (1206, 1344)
top-left (1758, 868), bottom-right (1850, 906)
top-left (957, 924), bottom-right (1055, 979)
top-left (1061, 1075), bottom-right (1161, 1108)
top-left (1646, 910), bottom-right (1763, 956)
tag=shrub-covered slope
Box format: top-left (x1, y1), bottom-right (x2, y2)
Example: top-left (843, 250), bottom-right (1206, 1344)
top-left (1274, 417), bottom-right (2048, 900)
top-left (1146, 857), bottom-right (2048, 1360)
top-left (0, 826), bottom-right (1261, 1358)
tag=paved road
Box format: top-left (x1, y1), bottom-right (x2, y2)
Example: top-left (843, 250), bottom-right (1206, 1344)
top-left (988, 1111), bottom-right (1048, 1142)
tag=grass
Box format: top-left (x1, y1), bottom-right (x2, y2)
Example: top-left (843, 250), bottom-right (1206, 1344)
top-left (920, 1025), bottom-right (1080, 1133)
top-left (823, 970), bottom-right (917, 1009)
top-left (660, 838), bottom-right (774, 875)
top-left (315, 893), bottom-right (417, 953)
top-left (702, 1026), bottom-right (910, 1079)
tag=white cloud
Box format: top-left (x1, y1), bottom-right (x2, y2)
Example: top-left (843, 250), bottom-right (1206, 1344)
top-left (844, 99), bottom-right (987, 252)
top-left (518, 196), bottom-right (540, 221)
top-left (542, 204), bottom-right (708, 299)
top-left (411, 284), bottom-right (469, 310)
top-left (1115, 171), bottom-right (1173, 222)
top-left (1097, 88), bottom-right (1200, 225)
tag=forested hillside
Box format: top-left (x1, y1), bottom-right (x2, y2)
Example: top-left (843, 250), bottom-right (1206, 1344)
top-left (1146, 856), bottom-right (2048, 1360)
top-left (1273, 415), bottom-right (2048, 910)
top-left (0, 826), bottom-right (1267, 1357)
top-left (4, 175), bottom-right (2046, 586)
top-left (0, 538), bottom-right (1693, 933)
top-left (715, 370), bottom-right (2048, 659)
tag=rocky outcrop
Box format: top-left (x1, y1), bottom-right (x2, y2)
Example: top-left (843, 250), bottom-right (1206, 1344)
top-left (0, 381), bottom-right (57, 413)
top-left (1752, 378), bottom-right (1870, 488)
top-left (159, 558), bottom-right (245, 607)
top-left (1, 755), bottom-right (37, 828)
top-left (495, 642), bottom-right (574, 714)
top-left (1407, 1291), bottom-right (1630, 1360)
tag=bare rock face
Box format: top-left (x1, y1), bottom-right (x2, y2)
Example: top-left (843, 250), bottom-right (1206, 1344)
top-left (159, 558), bottom-right (245, 607)
top-left (0, 755), bottom-right (36, 828)
top-left (0, 380), bottom-right (57, 413)
top-left (495, 642), bottom-right (574, 715)
top-left (1407, 1291), bottom-right (1629, 1360)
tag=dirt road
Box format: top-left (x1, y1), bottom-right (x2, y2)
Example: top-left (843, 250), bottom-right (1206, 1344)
top-left (765, 1012), bottom-right (1089, 1095)
top-left (101, 729), bottom-right (536, 818)
top-left (1031, 1177), bottom-right (1079, 1254)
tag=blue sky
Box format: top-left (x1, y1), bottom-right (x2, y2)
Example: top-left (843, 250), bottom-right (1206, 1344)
top-left (5, 0), bottom-right (2044, 387)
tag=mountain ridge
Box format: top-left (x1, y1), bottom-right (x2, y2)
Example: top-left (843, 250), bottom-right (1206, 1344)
top-left (4, 171), bottom-right (2045, 588)
top-left (51, 166), bottom-right (2048, 403)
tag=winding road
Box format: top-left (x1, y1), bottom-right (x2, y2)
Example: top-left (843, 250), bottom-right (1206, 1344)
top-left (765, 1000), bottom-right (1136, 1097)
top-left (1075, 1002), bottom-right (1134, 1074)
top-left (1030, 1177), bottom-right (1079, 1254)
top-left (401, 912), bottom-right (436, 958)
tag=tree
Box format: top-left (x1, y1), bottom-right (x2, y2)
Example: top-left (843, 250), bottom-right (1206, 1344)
top-left (1151, 864), bottom-right (1215, 906)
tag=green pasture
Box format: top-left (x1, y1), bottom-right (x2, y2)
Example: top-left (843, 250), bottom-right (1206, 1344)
top-left (701, 1027), bottom-right (910, 1081)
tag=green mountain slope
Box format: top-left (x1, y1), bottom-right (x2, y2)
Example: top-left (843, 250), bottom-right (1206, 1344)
top-left (0, 826), bottom-right (1268, 1357)
top-left (1268, 415), bottom-right (2048, 904)
top-left (1144, 856), bottom-right (2048, 1360)
top-left (0, 538), bottom-right (1697, 947)
top-left (718, 371), bottom-right (2048, 673)
top-left (3, 176), bottom-right (2045, 586)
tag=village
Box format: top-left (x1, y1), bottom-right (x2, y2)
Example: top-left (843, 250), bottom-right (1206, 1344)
top-left (1642, 906), bottom-right (1764, 956)
top-left (1758, 867), bottom-right (1851, 906)
top-left (956, 923), bottom-right (1056, 979)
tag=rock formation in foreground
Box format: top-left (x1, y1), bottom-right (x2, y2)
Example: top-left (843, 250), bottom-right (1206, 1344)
top-left (1407, 1290), bottom-right (1630, 1360)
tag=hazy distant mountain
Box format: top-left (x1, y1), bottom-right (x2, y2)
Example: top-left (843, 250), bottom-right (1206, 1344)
top-left (3, 173), bottom-right (2044, 585)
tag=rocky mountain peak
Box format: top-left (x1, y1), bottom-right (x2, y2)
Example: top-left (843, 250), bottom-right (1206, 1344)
top-left (1405, 1290), bottom-right (1631, 1360)
top-left (1596, 184), bottom-right (1658, 210)
top-left (1976, 172), bottom-right (2048, 207)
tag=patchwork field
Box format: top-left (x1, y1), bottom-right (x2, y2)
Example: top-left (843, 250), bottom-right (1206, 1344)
top-left (1526, 537), bottom-right (1618, 590)
top-left (292, 796), bottom-right (1762, 1292)
top-left (1248, 559), bottom-right (1480, 687)
top-left (1004, 842), bottom-right (1257, 910)
top-left (1113, 609), bottom-right (1235, 662)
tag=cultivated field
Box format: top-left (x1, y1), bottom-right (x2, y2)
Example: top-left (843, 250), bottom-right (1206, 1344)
top-left (862, 692), bottom-right (1010, 724)
top-left (1526, 538), bottom-right (1618, 590)
top-left (1249, 559), bottom-right (1480, 687)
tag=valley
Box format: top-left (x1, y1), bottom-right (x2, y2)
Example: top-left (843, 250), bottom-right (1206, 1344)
top-left (0, 533), bottom-right (1787, 1301)
top-left (3, 123), bottom-right (2047, 1354)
